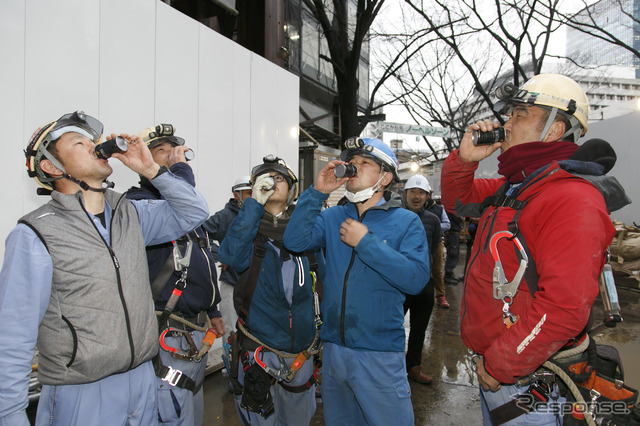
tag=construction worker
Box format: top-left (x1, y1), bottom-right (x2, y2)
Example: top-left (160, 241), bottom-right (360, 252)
top-left (284, 137), bottom-right (430, 426)
top-left (219, 155), bottom-right (324, 425)
top-left (443, 211), bottom-right (465, 285)
top-left (422, 181), bottom-right (451, 307)
top-left (203, 176), bottom-right (253, 343)
top-left (0, 111), bottom-right (209, 425)
top-left (402, 174), bottom-right (442, 384)
top-left (442, 74), bottom-right (627, 424)
top-left (126, 125), bottom-right (224, 425)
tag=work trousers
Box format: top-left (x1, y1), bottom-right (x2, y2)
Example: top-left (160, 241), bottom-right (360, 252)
top-left (444, 231), bottom-right (461, 274)
top-left (157, 329), bottom-right (209, 425)
top-left (36, 360), bottom-right (157, 426)
top-left (433, 243), bottom-right (445, 297)
top-left (321, 342), bottom-right (413, 426)
top-left (403, 280), bottom-right (435, 370)
top-left (234, 348), bottom-right (316, 425)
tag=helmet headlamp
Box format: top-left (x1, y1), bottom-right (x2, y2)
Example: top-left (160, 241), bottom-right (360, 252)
top-left (250, 155), bottom-right (299, 205)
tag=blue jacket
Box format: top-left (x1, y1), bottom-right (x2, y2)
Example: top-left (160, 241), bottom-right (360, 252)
top-left (202, 199), bottom-right (242, 286)
top-left (127, 162), bottom-right (221, 319)
top-left (283, 187), bottom-right (430, 353)
top-left (219, 198), bottom-right (324, 353)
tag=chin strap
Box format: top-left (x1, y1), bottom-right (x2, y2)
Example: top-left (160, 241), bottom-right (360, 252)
top-left (63, 173), bottom-right (114, 192)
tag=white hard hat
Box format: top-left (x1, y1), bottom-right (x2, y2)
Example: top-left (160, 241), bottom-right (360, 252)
top-left (232, 176), bottom-right (252, 192)
top-left (405, 174), bottom-right (431, 193)
top-left (496, 73), bottom-right (589, 142)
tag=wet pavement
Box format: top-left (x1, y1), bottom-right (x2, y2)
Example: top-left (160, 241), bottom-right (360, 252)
top-left (201, 248), bottom-right (640, 425)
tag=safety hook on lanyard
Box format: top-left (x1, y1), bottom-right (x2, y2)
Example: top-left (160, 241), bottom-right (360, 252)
top-left (172, 235), bottom-right (193, 272)
top-left (490, 231), bottom-right (529, 328)
top-left (254, 346), bottom-right (289, 382)
top-left (159, 235), bottom-right (194, 325)
top-left (159, 327), bottom-right (198, 361)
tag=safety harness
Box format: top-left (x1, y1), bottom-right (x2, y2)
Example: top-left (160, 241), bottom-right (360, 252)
top-left (152, 229), bottom-right (219, 394)
top-left (225, 234), bottom-right (323, 418)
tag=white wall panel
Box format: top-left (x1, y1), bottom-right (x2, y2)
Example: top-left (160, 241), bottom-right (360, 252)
top-left (24, 0), bottom-right (101, 120)
top-left (155, 1), bottom-right (199, 148)
top-left (230, 46), bottom-right (252, 186)
top-left (0, 0), bottom-right (299, 264)
top-left (197, 27), bottom-right (244, 213)
top-left (99, 0), bottom-right (157, 191)
top-left (250, 55), bottom-right (300, 175)
top-left (0, 0), bottom-right (26, 253)
top-left (23, 0), bottom-right (102, 214)
top-left (99, 0), bottom-right (156, 129)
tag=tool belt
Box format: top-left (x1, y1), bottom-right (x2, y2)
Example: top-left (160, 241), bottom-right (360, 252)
top-left (234, 326), bottom-right (318, 391)
top-left (227, 328), bottom-right (318, 397)
top-left (490, 338), bottom-right (640, 425)
top-left (489, 369), bottom-right (557, 425)
top-left (552, 338), bottom-right (640, 425)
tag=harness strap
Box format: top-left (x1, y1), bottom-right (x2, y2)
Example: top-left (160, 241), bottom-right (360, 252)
top-left (234, 236), bottom-right (323, 322)
top-left (151, 252), bottom-right (175, 301)
top-left (279, 372), bottom-right (318, 393)
top-left (489, 394), bottom-right (536, 425)
top-left (152, 355), bottom-right (200, 394)
top-left (234, 247), bottom-right (264, 322)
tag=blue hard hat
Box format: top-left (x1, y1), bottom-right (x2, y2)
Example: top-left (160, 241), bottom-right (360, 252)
top-left (340, 137), bottom-right (399, 181)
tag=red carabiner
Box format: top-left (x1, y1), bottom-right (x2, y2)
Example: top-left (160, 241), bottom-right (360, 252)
top-left (159, 328), bottom-right (177, 354)
top-left (489, 231), bottom-right (526, 262)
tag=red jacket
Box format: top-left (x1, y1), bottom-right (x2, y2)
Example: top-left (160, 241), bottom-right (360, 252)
top-left (442, 150), bottom-right (615, 384)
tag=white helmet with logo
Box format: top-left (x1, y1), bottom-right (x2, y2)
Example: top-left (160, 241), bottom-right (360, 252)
top-left (496, 73), bottom-right (589, 142)
top-left (405, 174), bottom-right (432, 193)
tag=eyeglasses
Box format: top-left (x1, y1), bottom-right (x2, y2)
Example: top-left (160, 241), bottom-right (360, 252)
top-left (271, 175), bottom-right (286, 183)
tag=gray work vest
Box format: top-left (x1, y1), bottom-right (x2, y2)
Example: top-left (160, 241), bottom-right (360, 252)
top-left (20, 190), bottom-right (158, 385)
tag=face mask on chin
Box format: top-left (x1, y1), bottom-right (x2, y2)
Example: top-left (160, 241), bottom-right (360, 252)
top-left (344, 171), bottom-right (387, 203)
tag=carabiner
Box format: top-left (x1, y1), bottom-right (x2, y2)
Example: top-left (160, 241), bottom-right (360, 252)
top-left (159, 327), bottom-right (198, 361)
top-left (254, 346), bottom-right (289, 381)
top-left (490, 231), bottom-right (529, 301)
top-left (172, 235), bottom-right (193, 272)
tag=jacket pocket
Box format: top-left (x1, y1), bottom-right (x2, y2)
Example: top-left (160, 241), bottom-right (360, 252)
top-left (61, 315), bottom-right (78, 368)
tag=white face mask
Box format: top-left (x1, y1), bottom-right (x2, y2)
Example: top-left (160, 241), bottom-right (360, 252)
top-left (344, 171), bottom-right (387, 203)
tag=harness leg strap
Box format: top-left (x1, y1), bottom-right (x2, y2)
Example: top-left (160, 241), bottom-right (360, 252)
top-left (152, 355), bottom-right (201, 394)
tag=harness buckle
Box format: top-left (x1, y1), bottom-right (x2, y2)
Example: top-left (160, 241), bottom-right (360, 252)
top-left (162, 366), bottom-right (183, 387)
top-left (516, 370), bottom-right (556, 387)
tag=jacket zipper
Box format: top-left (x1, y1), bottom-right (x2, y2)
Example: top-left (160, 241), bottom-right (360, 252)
top-left (340, 251), bottom-right (357, 345)
top-left (81, 194), bottom-right (136, 370)
top-left (340, 208), bottom-right (370, 345)
top-left (194, 228), bottom-right (217, 307)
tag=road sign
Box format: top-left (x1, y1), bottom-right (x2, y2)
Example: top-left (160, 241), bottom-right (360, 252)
top-left (379, 121), bottom-right (451, 138)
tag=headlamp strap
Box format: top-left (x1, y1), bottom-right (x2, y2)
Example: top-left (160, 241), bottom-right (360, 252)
top-left (563, 119), bottom-right (583, 143)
